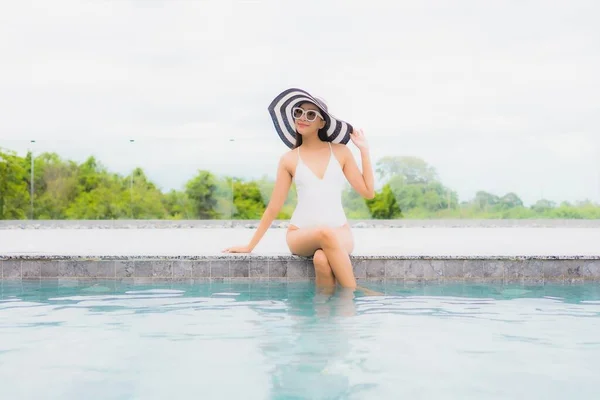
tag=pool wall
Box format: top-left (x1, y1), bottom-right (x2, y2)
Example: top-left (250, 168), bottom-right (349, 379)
top-left (2, 255), bottom-right (599, 283)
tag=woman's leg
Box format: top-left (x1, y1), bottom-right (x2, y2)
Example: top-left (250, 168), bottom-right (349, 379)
top-left (286, 224), bottom-right (356, 288)
top-left (313, 249), bottom-right (335, 288)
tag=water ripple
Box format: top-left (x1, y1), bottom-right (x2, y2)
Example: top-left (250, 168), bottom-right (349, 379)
top-left (1, 281), bottom-right (600, 399)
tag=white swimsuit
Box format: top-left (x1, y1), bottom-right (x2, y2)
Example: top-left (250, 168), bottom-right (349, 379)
top-left (289, 142), bottom-right (348, 229)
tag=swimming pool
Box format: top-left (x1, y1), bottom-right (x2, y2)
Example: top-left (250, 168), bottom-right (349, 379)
top-left (1, 280), bottom-right (599, 399)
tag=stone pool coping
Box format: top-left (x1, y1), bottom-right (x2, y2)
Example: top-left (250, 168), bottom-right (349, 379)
top-left (2, 221), bottom-right (599, 283)
top-left (2, 255), bottom-right (599, 284)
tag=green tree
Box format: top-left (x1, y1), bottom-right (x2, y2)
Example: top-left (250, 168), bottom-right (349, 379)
top-left (185, 170), bottom-right (219, 219)
top-left (128, 168), bottom-right (169, 219)
top-left (65, 174), bottom-right (129, 219)
top-left (163, 190), bottom-right (194, 219)
top-left (375, 156), bottom-right (438, 184)
top-left (0, 148), bottom-right (29, 219)
top-left (342, 185), bottom-right (372, 219)
top-left (77, 156), bottom-right (107, 193)
top-left (366, 184), bottom-right (402, 219)
top-left (377, 157), bottom-right (458, 216)
top-left (531, 199), bottom-right (556, 213)
top-left (387, 176), bottom-right (457, 215)
top-left (32, 153), bottom-right (79, 219)
top-left (498, 192), bottom-right (524, 209)
top-left (233, 180), bottom-right (265, 219)
top-left (473, 191), bottom-right (500, 211)
top-left (2, 145), bottom-right (600, 221)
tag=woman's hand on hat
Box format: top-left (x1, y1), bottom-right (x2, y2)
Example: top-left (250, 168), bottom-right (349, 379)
top-left (350, 128), bottom-right (369, 150)
top-left (222, 245), bottom-right (253, 253)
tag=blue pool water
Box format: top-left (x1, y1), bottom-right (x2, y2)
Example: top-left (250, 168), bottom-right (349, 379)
top-left (1, 280), bottom-right (600, 399)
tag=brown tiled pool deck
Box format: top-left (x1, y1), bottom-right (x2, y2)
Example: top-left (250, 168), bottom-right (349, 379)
top-left (2, 220), bottom-right (600, 284)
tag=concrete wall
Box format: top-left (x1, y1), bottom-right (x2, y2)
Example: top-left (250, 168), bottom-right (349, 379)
top-left (2, 255), bottom-right (599, 283)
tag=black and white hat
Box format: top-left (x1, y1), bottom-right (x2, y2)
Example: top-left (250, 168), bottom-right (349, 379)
top-left (267, 88), bottom-right (354, 149)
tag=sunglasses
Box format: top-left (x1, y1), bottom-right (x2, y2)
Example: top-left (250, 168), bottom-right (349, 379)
top-left (292, 107), bottom-right (324, 122)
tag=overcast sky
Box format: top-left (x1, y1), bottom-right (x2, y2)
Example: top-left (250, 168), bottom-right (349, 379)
top-left (1, 0), bottom-right (599, 206)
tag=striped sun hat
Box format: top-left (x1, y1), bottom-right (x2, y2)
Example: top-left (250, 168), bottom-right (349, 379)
top-left (267, 88), bottom-right (354, 149)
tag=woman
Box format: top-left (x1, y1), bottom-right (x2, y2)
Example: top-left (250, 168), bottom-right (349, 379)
top-left (223, 88), bottom-right (375, 289)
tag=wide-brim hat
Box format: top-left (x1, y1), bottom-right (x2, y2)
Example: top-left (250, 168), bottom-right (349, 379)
top-left (267, 88), bottom-right (354, 149)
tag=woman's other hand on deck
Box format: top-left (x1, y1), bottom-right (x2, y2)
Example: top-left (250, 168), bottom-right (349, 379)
top-left (222, 245), bottom-right (253, 253)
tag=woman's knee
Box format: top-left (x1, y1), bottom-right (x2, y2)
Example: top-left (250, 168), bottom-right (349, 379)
top-left (313, 249), bottom-right (333, 276)
top-left (316, 226), bottom-right (340, 248)
top-left (313, 249), bottom-right (327, 266)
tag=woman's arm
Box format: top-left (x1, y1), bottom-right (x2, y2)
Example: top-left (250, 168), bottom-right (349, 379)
top-left (340, 129), bottom-right (375, 199)
top-left (223, 154), bottom-right (292, 253)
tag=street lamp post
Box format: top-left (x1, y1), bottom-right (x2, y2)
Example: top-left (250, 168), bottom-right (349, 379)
top-left (597, 143), bottom-right (600, 205)
top-left (229, 138), bottom-right (235, 226)
top-left (30, 140), bottom-right (36, 220)
top-left (129, 139), bottom-right (135, 219)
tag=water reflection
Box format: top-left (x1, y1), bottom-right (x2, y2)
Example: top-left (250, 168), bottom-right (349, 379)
top-left (263, 284), bottom-right (359, 399)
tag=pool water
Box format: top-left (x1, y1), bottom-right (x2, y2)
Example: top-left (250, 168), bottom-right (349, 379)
top-left (1, 280), bottom-right (600, 400)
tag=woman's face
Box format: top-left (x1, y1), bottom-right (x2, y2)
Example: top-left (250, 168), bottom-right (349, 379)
top-left (293, 102), bottom-right (325, 135)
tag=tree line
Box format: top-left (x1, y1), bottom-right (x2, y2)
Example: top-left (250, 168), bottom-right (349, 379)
top-left (1, 148), bottom-right (599, 220)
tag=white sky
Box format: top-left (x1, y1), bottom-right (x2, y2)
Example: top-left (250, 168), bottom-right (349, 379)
top-left (1, 0), bottom-right (599, 206)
